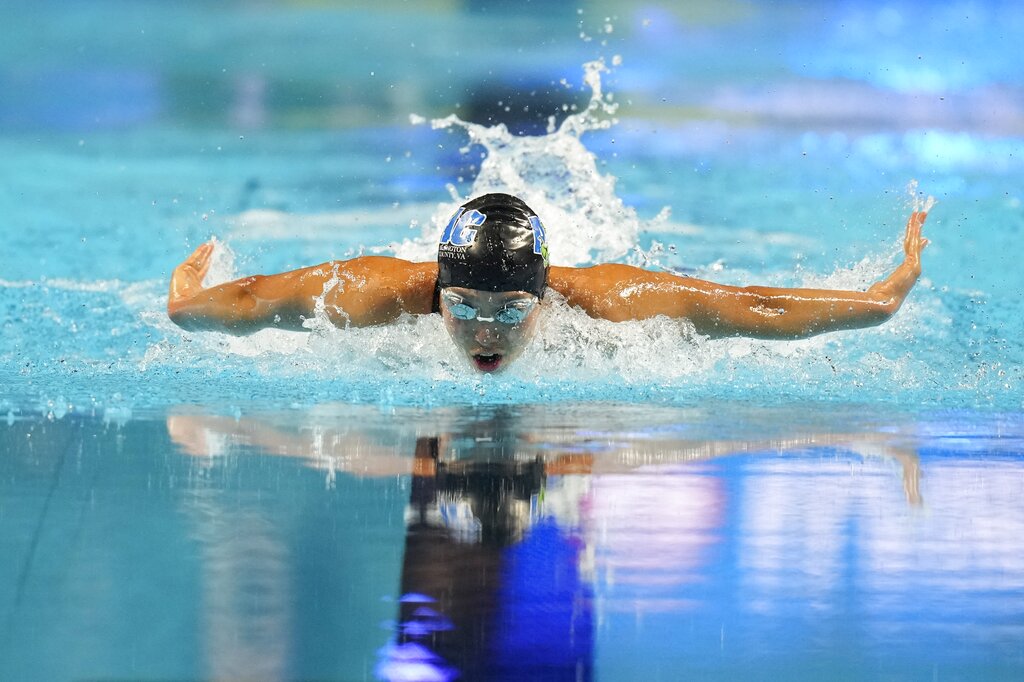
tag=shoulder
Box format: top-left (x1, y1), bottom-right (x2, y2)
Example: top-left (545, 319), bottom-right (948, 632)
top-left (547, 263), bottom-right (711, 322)
top-left (340, 256), bottom-right (438, 285)
top-left (549, 263), bottom-right (643, 288)
top-left (547, 264), bottom-right (650, 320)
top-left (325, 256), bottom-right (438, 320)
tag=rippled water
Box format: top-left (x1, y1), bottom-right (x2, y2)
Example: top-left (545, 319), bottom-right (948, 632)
top-left (1, 4), bottom-right (1022, 412)
top-left (3, 107), bottom-right (1021, 412)
top-left (2, 1), bottom-right (1023, 680)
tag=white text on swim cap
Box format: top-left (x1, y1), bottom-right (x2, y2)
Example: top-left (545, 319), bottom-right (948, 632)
top-left (439, 208), bottom-right (487, 247)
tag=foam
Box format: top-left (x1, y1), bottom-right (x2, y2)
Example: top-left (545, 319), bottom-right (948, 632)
top-left (392, 58), bottom-right (649, 268)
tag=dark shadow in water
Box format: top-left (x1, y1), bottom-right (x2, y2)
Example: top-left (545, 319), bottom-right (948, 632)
top-left (378, 409), bottom-right (591, 682)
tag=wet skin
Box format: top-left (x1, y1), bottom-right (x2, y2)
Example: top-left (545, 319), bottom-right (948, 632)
top-left (439, 287), bottom-right (541, 373)
top-left (167, 211), bottom-right (930, 356)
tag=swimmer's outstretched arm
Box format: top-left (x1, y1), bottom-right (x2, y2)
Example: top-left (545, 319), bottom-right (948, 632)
top-left (167, 242), bottom-right (438, 335)
top-left (548, 211), bottom-right (929, 339)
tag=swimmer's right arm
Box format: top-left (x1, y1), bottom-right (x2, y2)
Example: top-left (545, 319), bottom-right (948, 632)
top-left (167, 242), bottom-right (438, 335)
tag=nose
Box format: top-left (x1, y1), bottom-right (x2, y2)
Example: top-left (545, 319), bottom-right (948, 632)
top-left (475, 324), bottom-right (501, 347)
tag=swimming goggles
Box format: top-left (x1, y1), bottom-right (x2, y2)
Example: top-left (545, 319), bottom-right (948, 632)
top-left (440, 291), bottom-right (538, 325)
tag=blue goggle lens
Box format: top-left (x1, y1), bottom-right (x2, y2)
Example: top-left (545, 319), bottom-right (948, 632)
top-left (442, 295), bottom-right (535, 325)
top-left (494, 306), bottom-right (530, 325)
top-left (447, 302), bottom-right (477, 320)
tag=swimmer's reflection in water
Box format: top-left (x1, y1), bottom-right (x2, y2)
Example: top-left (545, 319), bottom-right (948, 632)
top-left (378, 429), bottom-right (594, 682)
top-left (168, 192), bottom-right (932, 374)
top-left (166, 406), bottom-right (926, 680)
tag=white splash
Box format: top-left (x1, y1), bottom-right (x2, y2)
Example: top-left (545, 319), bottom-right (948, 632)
top-left (119, 56), bottom-right (960, 409)
top-left (392, 58), bottom-right (646, 267)
top-left (203, 236), bottom-right (239, 287)
top-left (906, 179), bottom-right (937, 213)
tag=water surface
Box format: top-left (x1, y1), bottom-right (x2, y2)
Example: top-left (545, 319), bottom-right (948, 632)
top-left (3, 2), bottom-right (1023, 679)
top-left (3, 404), bottom-right (1022, 680)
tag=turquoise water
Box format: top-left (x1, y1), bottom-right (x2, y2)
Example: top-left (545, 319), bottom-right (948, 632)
top-left (2, 1), bottom-right (1024, 679)
top-left (3, 119), bottom-right (1021, 411)
top-left (1, 3), bottom-right (1022, 413)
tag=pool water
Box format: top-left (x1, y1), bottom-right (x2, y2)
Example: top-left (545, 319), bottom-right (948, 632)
top-left (2, 1), bottom-right (1023, 680)
top-left (3, 404), bottom-right (1023, 680)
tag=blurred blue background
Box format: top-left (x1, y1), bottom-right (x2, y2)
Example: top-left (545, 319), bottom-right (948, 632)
top-left (4, 0), bottom-right (1023, 134)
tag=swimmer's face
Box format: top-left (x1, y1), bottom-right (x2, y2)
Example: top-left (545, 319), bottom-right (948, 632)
top-left (439, 287), bottom-right (542, 373)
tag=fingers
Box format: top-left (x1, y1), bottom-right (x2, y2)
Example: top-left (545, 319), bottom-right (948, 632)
top-left (183, 241), bottom-right (215, 279)
top-left (169, 241), bottom-right (215, 303)
top-left (173, 242), bottom-right (214, 281)
top-left (903, 212), bottom-right (929, 256)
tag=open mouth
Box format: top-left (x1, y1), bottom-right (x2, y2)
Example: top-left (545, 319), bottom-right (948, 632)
top-left (472, 353), bottom-right (503, 372)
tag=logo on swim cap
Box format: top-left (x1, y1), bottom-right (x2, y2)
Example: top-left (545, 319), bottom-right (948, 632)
top-left (436, 193), bottom-right (550, 298)
top-left (439, 208), bottom-right (487, 247)
top-left (528, 215), bottom-right (549, 266)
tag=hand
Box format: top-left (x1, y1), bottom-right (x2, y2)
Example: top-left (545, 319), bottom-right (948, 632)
top-left (867, 210), bottom-right (930, 302)
top-left (902, 211), bottom-right (930, 276)
top-left (169, 241), bottom-right (214, 308)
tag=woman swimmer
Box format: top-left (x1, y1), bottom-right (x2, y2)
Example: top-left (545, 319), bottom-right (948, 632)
top-left (168, 193), bottom-right (930, 373)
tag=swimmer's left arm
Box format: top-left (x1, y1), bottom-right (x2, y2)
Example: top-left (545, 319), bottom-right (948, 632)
top-left (549, 211), bottom-right (929, 339)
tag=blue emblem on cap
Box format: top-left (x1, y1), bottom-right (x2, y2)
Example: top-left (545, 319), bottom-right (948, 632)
top-left (529, 215), bottom-right (549, 264)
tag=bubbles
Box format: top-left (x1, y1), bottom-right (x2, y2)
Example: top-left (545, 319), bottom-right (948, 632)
top-left (203, 236), bottom-right (238, 287)
top-left (303, 262), bottom-right (346, 334)
top-left (103, 403), bottom-right (133, 427)
top-left (906, 179), bottom-right (937, 213)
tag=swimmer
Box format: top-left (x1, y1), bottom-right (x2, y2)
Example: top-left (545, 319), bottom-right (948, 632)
top-left (168, 193), bottom-right (930, 373)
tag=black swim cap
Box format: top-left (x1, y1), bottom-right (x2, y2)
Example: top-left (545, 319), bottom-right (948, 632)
top-left (436, 193), bottom-right (550, 299)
